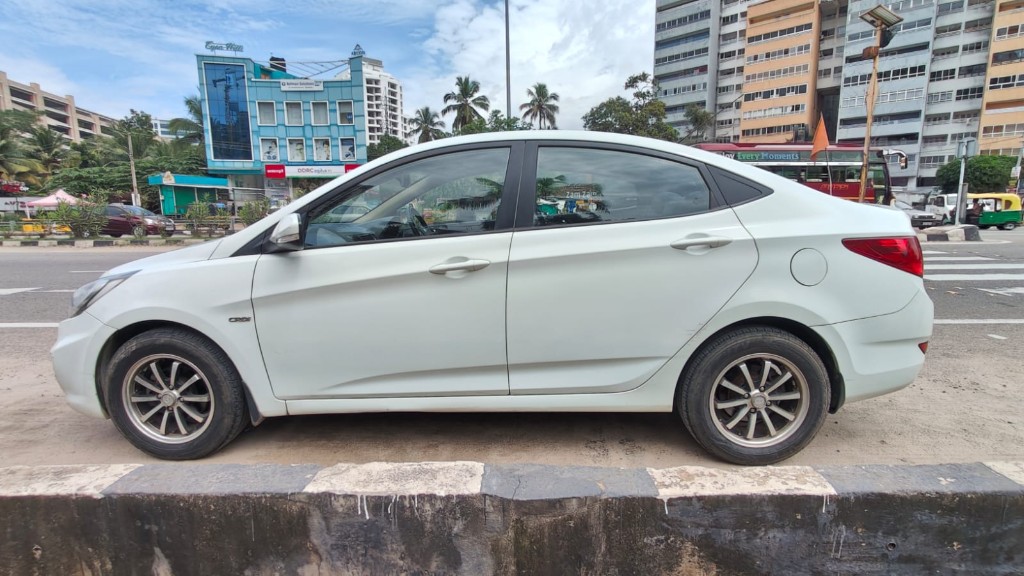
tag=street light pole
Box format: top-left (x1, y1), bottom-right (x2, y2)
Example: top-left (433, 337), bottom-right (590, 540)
top-left (505, 0), bottom-right (511, 119)
top-left (127, 133), bottom-right (141, 206)
top-left (857, 26), bottom-right (882, 203)
top-left (857, 5), bottom-right (902, 203)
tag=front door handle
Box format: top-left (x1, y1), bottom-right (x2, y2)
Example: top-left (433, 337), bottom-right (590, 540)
top-left (429, 258), bottom-right (491, 275)
top-left (670, 236), bottom-right (733, 250)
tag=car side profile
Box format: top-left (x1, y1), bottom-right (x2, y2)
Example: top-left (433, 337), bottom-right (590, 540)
top-left (102, 203), bottom-right (176, 237)
top-left (52, 132), bottom-right (932, 465)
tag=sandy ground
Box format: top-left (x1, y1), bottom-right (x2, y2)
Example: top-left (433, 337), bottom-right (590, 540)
top-left (1, 322), bottom-right (1020, 468)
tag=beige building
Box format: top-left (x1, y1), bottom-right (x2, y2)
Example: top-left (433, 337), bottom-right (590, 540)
top-left (0, 70), bottom-right (116, 141)
top-left (740, 0), bottom-right (822, 143)
top-left (978, 0), bottom-right (1024, 158)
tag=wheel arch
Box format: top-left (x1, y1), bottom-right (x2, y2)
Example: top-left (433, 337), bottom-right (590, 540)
top-left (96, 320), bottom-right (264, 425)
top-left (675, 316), bottom-right (845, 414)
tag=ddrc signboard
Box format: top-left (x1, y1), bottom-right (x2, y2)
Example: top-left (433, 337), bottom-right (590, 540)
top-left (264, 164), bottom-right (361, 179)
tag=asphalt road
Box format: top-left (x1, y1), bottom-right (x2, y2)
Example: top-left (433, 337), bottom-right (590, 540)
top-left (1, 231), bottom-right (1022, 468)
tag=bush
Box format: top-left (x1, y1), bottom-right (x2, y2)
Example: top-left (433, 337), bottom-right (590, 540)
top-left (238, 198), bottom-right (271, 226)
top-left (43, 196), bottom-right (108, 238)
top-left (184, 202), bottom-right (209, 236)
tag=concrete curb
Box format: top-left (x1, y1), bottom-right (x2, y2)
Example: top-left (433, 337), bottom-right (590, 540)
top-left (1, 461), bottom-right (1021, 574)
top-left (0, 237), bottom-right (213, 248)
top-left (917, 224), bottom-right (982, 242)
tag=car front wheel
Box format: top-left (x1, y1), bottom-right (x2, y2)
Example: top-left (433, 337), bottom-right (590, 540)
top-left (103, 328), bottom-right (248, 459)
top-left (678, 326), bottom-right (830, 465)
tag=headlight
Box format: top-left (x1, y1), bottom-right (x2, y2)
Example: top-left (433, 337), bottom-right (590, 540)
top-left (70, 271), bottom-right (137, 317)
top-left (144, 217), bottom-right (159, 224)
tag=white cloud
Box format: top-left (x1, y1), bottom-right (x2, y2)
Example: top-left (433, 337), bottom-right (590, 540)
top-left (405, 0), bottom-right (656, 130)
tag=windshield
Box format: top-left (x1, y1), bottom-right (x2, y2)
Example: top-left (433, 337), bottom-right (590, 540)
top-left (894, 200), bottom-right (912, 210)
top-left (124, 205), bottom-right (157, 216)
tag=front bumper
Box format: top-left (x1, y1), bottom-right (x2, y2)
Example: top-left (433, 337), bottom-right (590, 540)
top-left (51, 312), bottom-right (115, 419)
top-left (911, 216), bottom-right (940, 228)
top-left (814, 289), bottom-right (933, 405)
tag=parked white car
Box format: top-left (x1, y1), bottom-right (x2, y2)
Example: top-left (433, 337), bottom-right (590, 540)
top-left (52, 131), bottom-right (933, 465)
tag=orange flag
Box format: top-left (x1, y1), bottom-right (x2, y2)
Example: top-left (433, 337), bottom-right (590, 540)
top-left (811, 113), bottom-right (829, 162)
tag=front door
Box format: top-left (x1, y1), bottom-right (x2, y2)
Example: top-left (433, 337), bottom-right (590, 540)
top-left (252, 146), bottom-right (520, 399)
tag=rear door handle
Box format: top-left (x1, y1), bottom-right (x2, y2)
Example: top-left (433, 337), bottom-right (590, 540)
top-left (670, 236), bottom-right (733, 250)
top-left (429, 258), bottom-right (491, 275)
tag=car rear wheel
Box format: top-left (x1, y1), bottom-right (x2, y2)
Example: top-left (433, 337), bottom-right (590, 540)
top-left (678, 326), bottom-right (830, 466)
top-left (103, 328), bottom-right (248, 460)
top-left (1001, 222), bottom-right (1017, 231)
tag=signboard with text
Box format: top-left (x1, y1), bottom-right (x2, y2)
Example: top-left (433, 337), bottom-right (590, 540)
top-left (265, 165), bottom-right (362, 178)
top-left (280, 79), bottom-right (324, 91)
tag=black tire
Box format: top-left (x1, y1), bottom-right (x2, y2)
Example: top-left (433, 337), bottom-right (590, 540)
top-left (1001, 222), bottom-right (1017, 231)
top-left (980, 225), bottom-right (991, 230)
top-left (103, 328), bottom-right (248, 460)
top-left (678, 326), bottom-right (830, 466)
top-left (109, 233), bottom-right (122, 238)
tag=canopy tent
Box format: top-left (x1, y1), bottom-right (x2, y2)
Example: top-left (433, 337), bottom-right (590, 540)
top-left (25, 189), bottom-right (80, 208)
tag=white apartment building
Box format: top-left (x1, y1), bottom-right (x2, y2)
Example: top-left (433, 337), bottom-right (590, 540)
top-left (654, 0), bottom-right (1015, 189)
top-left (337, 56), bottom-right (405, 146)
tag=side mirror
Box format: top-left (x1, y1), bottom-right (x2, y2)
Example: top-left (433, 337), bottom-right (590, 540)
top-left (265, 213), bottom-right (303, 253)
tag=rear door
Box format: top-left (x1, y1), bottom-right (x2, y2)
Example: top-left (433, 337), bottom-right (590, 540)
top-left (505, 143), bottom-right (758, 395)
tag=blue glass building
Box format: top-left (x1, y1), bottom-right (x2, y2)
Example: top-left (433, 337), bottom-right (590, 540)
top-left (196, 53), bottom-right (367, 200)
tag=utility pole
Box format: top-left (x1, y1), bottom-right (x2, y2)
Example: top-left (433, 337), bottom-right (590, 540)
top-left (857, 5), bottom-right (902, 203)
top-left (127, 133), bottom-right (141, 206)
top-left (955, 137), bottom-right (976, 225)
top-left (505, 0), bottom-right (512, 119)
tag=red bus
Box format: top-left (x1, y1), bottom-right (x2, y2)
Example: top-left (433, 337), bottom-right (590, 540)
top-left (693, 143), bottom-right (906, 204)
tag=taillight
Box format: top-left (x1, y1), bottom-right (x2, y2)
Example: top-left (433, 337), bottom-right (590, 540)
top-left (842, 237), bottom-right (923, 277)
top-left (918, 342), bottom-right (928, 354)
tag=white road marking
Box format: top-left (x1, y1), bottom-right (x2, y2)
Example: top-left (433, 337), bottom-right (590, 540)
top-left (70, 270), bottom-right (106, 273)
top-left (924, 256), bottom-right (994, 262)
top-left (977, 287), bottom-right (1024, 297)
top-left (922, 251), bottom-right (948, 255)
top-left (988, 334), bottom-right (1008, 340)
top-left (0, 323), bottom-right (59, 328)
top-left (986, 462), bottom-right (1024, 487)
top-left (35, 289), bottom-right (75, 293)
top-left (305, 461), bottom-right (485, 496)
top-left (934, 319), bottom-right (1024, 324)
top-left (925, 264), bottom-right (1024, 270)
top-left (649, 466), bottom-right (835, 498)
top-left (925, 274), bottom-right (1024, 281)
top-left (0, 464), bottom-right (140, 497)
top-left (0, 288), bottom-right (38, 295)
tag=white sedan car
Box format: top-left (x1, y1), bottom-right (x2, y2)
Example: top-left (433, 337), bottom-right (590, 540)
top-left (52, 132), bottom-right (933, 465)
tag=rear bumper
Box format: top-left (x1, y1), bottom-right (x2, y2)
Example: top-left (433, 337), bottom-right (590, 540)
top-left (814, 289), bottom-right (933, 405)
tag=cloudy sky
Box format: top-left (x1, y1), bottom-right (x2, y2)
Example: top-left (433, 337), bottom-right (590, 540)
top-left (0, 0), bottom-right (657, 130)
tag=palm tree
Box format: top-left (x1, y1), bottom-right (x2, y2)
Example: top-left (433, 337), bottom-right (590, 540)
top-left (442, 76), bottom-right (490, 132)
top-left (407, 107), bottom-right (446, 143)
top-left (520, 83), bottom-right (560, 129)
top-left (26, 126), bottom-right (68, 179)
top-left (168, 94), bottom-right (204, 146)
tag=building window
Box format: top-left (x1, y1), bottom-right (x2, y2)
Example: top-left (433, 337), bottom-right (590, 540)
top-left (339, 138), bottom-right (356, 161)
top-left (311, 101), bottom-right (330, 125)
top-left (996, 24), bottom-right (1022, 40)
top-left (203, 62), bottom-right (252, 161)
top-left (285, 102), bottom-right (303, 126)
top-left (993, 49), bottom-right (1024, 66)
top-left (956, 87), bottom-right (984, 100)
top-left (313, 137), bottom-right (331, 161)
top-left (988, 74), bottom-right (1024, 89)
top-left (257, 101), bottom-right (276, 126)
top-left (260, 138), bottom-right (280, 162)
top-left (930, 69), bottom-right (956, 82)
top-left (287, 138), bottom-right (306, 162)
top-left (962, 41), bottom-right (988, 54)
top-left (928, 91), bottom-right (953, 103)
top-left (337, 101), bottom-right (354, 125)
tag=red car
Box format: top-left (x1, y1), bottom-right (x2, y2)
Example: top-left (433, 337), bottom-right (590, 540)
top-left (102, 204), bottom-right (175, 237)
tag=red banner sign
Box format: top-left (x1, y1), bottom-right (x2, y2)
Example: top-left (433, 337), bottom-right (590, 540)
top-left (264, 164), bottom-right (286, 179)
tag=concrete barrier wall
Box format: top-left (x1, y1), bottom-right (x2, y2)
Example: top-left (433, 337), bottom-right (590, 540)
top-left (1, 461), bottom-right (1022, 575)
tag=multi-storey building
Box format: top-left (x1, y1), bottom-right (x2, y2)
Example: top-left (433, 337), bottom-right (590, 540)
top-left (654, 0), bottom-right (1019, 189)
top-left (196, 52), bottom-right (368, 199)
top-left (336, 51), bottom-right (405, 146)
top-left (151, 118), bottom-right (181, 140)
top-left (0, 70), bottom-right (115, 141)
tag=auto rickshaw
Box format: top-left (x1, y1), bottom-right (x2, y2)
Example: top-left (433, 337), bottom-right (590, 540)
top-left (965, 193), bottom-right (1022, 230)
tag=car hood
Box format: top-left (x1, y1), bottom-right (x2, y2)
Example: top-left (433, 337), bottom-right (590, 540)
top-left (106, 240), bottom-right (222, 277)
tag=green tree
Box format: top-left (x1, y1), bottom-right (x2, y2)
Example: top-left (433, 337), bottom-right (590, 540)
top-left (168, 95), bottom-right (205, 146)
top-left (520, 82), bottom-right (561, 128)
top-left (455, 110), bottom-right (533, 136)
top-left (581, 73), bottom-right (678, 143)
top-left (26, 126), bottom-right (69, 184)
top-left (680, 103), bottom-right (714, 144)
top-left (67, 139), bottom-right (105, 169)
top-left (367, 134), bottom-right (408, 161)
top-left (936, 155), bottom-right (1019, 194)
top-left (407, 107), bottom-right (446, 143)
top-left (0, 110), bottom-right (43, 183)
top-left (102, 109), bottom-right (158, 161)
top-left (442, 76), bottom-right (490, 132)
top-left (519, 83), bottom-right (560, 129)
